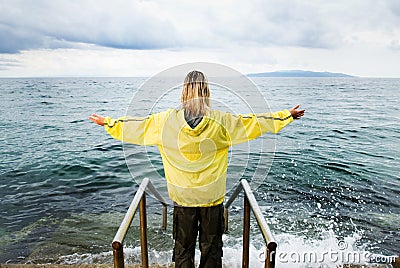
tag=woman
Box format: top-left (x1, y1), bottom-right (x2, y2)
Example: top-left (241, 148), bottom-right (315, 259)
top-left (89, 70), bottom-right (304, 267)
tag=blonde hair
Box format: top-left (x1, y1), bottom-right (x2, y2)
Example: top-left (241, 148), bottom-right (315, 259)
top-left (181, 70), bottom-right (210, 118)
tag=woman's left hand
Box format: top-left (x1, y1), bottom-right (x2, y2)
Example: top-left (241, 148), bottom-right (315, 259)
top-left (289, 105), bottom-right (305, 119)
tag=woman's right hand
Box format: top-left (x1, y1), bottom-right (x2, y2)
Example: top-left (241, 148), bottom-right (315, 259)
top-left (89, 114), bottom-right (105, 126)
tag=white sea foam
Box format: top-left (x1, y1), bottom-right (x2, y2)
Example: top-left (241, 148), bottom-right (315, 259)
top-left (57, 229), bottom-right (393, 268)
top-left (271, 231), bottom-right (368, 267)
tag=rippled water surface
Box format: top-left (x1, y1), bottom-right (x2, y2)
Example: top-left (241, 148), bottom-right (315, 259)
top-left (0, 77), bottom-right (399, 266)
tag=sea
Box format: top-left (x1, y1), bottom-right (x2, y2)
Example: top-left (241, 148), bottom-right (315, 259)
top-left (0, 77), bottom-right (399, 267)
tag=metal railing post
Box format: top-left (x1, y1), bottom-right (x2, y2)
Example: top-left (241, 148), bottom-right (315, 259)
top-left (226, 180), bottom-right (277, 268)
top-left (139, 194), bottom-right (149, 268)
top-left (243, 196), bottom-right (251, 268)
top-left (265, 241), bottom-right (277, 268)
top-left (224, 183), bottom-right (243, 234)
top-left (112, 241), bottom-right (124, 268)
top-left (162, 204), bottom-right (167, 230)
top-left (113, 177), bottom-right (277, 268)
top-left (112, 178), bottom-right (170, 267)
top-left (224, 207), bottom-right (229, 233)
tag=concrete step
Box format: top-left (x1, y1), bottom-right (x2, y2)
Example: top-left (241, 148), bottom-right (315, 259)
top-left (1, 265), bottom-right (173, 268)
top-left (1, 261), bottom-right (399, 268)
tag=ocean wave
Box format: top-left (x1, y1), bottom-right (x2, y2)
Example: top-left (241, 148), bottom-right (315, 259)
top-left (52, 230), bottom-right (387, 268)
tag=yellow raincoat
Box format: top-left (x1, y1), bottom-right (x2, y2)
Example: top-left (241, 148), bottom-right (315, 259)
top-left (104, 109), bottom-right (293, 207)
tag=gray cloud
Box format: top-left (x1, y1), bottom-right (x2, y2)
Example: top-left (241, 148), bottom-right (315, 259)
top-left (386, 0), bottom-right (400, 16)
top-left (0, 57), bottom-right (21, 70)
top-left (218, 1), bottom-right (342, 48)
top-left (0, 0), bottom-right (180, 53)
top-left (389, 40), bottom-right (400, 50)
top-left (0, 0), bottom-right (399, 53)
top-left (0, 23), bottom-right (44, 53)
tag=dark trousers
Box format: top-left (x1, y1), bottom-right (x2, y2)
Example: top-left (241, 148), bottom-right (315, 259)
top-left (172, 204), bottom-right (224, 268)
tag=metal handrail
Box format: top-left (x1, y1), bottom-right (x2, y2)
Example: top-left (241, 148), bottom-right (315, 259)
top-left (224, 179), bottom-right (277, 268)
top-left (112, 178), bottom-right (277, 268)
top-left (112, 178), bottom-right (168, 268)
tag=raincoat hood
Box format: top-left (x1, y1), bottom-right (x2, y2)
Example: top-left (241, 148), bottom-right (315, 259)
top-left (179, 109), bottom-right (211, 137)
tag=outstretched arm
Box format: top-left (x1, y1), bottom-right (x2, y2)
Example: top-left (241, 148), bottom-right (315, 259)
top-left (225, 104), bottom-right (305, 146)
top-left (89, 113), bottom-right (159, 145)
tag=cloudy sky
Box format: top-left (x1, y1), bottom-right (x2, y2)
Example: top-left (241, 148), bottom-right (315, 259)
top-left (1, 0), bottom-right (400, 77)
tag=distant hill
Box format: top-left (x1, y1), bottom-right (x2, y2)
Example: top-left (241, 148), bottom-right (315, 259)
top-left (247, 70), bottom-right (355, 77)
